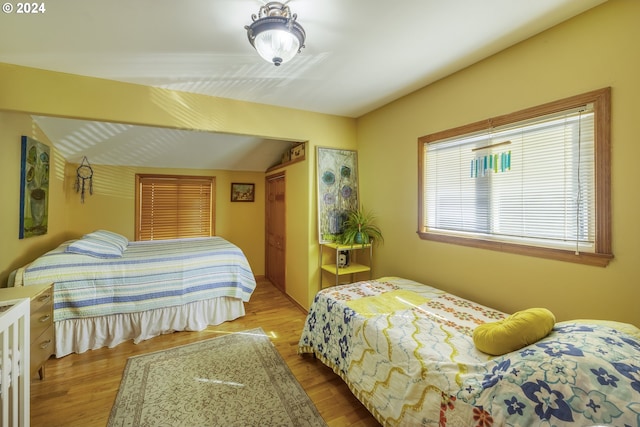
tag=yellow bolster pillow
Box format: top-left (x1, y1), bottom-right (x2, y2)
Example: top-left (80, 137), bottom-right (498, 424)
top-left (473, 308), bottom-right (556, 356)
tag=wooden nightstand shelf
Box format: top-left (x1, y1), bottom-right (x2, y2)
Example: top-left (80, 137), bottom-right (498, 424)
top-left (0, 284), bottom-right (55, 380)
top-left (320, 242), bottom-right (373, 287)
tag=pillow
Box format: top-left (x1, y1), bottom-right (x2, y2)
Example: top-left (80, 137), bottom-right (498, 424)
top-left (65, 237), bottom-right (124, 259)
top-left (473, 308), bottom-right (556, 356)
top-left (84, 230), bottom-right (128, 251)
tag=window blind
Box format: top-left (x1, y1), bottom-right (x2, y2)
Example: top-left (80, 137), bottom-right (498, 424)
top-left (137, 175), bottom-right (214, 241)
top-left (424, 105), bottom-right (595, 252)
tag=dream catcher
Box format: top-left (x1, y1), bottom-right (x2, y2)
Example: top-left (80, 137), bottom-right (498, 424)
top-left (74, 156), bottom-right (93, 203)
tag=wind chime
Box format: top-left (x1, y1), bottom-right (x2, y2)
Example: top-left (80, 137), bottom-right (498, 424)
top-left (75, 156), bottom-right (93, 203)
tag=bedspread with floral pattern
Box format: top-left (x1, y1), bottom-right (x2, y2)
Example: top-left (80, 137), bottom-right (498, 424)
top-left (298, 277), bottom-right (640, 427)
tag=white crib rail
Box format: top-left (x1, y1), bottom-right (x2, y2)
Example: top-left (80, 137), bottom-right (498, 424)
top-left (0, 299), bottom-right (30, 427)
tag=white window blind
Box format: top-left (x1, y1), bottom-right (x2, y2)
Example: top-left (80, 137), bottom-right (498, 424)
top-left (136, 175), bottom-right (214, 241)
top-left (424, 105), bottom-right (595, 252)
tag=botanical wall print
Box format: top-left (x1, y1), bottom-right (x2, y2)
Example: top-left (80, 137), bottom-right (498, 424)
top-left (316, 147), bottom-right (358, 243)
top-left (19, 136), bottom-right (50, 238)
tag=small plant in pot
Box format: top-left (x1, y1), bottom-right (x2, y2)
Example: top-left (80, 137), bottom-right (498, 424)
top-left (339, 207), bottom-right (384, 246)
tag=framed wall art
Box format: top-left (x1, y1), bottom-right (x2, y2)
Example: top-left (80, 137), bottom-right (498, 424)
top-left (316, 147), bottom-right (359, 243)
top-left (231, 183), bottom-right (255, 202)
top-left (19, 136), bottom-right (50, 238)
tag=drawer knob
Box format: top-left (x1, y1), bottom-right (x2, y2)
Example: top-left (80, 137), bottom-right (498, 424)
top-left (37, 294), bottom-right (51, 303)
top-left (39, 314), bottom-right (51, 323)
top-left (39, 339), bottom-right (52, 350)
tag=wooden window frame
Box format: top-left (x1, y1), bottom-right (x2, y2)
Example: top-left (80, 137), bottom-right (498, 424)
top-left (417, 88), bottom-right (612, 267)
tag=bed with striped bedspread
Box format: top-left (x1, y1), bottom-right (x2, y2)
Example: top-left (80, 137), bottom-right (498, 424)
top-left (16, 237), bottom-right (256, 322)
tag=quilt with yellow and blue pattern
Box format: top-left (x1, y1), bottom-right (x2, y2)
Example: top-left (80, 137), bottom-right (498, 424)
top-left (298, 277), bottom-right (640, 427)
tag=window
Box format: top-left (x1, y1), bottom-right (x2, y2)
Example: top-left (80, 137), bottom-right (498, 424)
top-left (135, 174), bottom-right (215, 241)
top-left (418, 88), bottom-right (612, 266)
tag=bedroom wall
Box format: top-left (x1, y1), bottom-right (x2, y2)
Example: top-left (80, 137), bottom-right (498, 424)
top-left (0, 112), bottom-right (70, 285)
top-left (0, 65), bottom-right (358, 309)
top-left (357, 0), bottom-right (640, 327)
top-left (62, 163), bottom-right (268, 275)
top-left (0, 119), bottom-right (269, 282)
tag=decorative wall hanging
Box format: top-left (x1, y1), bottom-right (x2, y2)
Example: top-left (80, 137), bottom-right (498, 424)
top-left (316, 147), bottom-right (359, 243)
top-left (74, 156), bottom-right (94, 203)
top-left (231, 183), bottom-right (255, 202)
top-left (470, 140), bottom-right (511, 178)
top-left (19, 136), bottom-right (50, 238)
top-left (470, 150), bottom-right (511, 178)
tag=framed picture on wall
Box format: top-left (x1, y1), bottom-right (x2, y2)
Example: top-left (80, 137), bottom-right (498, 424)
top-left (231, 183), bottom-right (255, 202)
top-left (19, 136), bottom-right (50, 238)
top-left (316, 147), bottom-right (359, 243)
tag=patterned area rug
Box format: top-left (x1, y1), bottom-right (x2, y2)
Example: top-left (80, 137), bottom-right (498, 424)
top-left (108, 328), bottom-right (327, 427)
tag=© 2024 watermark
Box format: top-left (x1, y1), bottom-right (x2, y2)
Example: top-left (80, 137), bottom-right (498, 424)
top-left (2, 2), bottom-right (46, 14)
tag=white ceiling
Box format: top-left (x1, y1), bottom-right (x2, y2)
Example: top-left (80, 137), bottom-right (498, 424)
top-left (0, 0), bottom-right (606, 171)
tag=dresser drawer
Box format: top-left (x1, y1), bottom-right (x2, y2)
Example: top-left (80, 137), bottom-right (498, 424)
top-left (0, 283), bottom-right (55, 379)
top-left (30, 284), bottom-right (55, 379)
top-left (31, 325), bottom-right (55, 376)
top-left (31, 287), bottom-right (53, 312)
top-left (31, 290), bottom-right (53, 340)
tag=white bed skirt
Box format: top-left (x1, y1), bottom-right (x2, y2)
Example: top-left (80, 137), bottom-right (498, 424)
top-left (54, 297), bottom-right (245, 358)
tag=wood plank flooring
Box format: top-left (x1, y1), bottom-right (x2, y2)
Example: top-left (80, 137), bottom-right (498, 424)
top-left (30, 278), bottom-right (380, 427)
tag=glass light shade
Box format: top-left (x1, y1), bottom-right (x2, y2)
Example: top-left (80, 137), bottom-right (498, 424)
top-left (245, 3), bottom-right (306, 67)
top-left (254, 29), bottom-right (300, 66)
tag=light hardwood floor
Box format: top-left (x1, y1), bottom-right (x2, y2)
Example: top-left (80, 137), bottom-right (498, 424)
top-left (30, 278), bottom-right (380, 427)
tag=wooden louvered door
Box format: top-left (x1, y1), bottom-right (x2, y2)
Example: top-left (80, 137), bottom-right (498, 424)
top-left (265, 173), bottom-right (286, 292)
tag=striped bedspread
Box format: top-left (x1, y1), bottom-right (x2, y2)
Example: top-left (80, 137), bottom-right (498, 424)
top-left (19, 237), bottom-right (257, 322)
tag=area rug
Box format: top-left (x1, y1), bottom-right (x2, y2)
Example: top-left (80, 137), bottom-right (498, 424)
top-left (108, 328), bottom-right (327, 427)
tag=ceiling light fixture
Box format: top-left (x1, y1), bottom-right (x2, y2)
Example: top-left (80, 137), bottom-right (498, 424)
top-left (245, 2), bottom-right (306, 66)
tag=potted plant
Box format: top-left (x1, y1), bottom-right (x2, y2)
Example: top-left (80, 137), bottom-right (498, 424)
top-left (339, 207), bottom-right (384, 246)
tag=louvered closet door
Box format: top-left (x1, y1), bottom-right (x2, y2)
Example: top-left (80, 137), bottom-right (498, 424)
top-left (266, 173), bottom-right (286, 292)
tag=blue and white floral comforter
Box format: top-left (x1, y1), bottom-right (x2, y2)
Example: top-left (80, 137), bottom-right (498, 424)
top-left (298, 277), bottom-right (640, 427)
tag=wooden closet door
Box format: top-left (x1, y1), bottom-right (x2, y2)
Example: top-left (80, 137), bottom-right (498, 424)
top-left (266, 173), bottom-right (286, 292)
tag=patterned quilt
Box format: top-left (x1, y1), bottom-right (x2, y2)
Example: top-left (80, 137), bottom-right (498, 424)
top-left (298, 277), bottom-right (640, 427)
top-left (17, 237), bottom-right (257, 322)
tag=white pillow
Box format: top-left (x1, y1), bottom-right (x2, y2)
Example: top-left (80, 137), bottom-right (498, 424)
top-left (65, 237), bottom-right (124, 258)
top-left (84, 230), bottom-right (129, 251)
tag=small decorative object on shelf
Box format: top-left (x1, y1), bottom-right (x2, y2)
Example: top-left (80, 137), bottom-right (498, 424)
top-left (319, 242), bottom-right (372, 287)
top-left (338, 207), bottom-right (384, 246)
top-left (267, 142), bottom-right (306, 172)
top-left (337, 250), bottom-right (350, 268)
top-left (281, 149), bottom-right (291, 164)
top-left (290, 142), bottom-right (305, 160)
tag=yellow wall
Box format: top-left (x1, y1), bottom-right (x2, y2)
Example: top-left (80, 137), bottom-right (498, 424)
top-left (1, 1), bottom-right (637, 327)
top-left (0, 65), bottom-right (357, 309)
top-left (61, 163), bottom-right (268, 275)
top-left (357, 0), bottom-right (640, 326)
top-left (0, 112), bottom-right (70, 283)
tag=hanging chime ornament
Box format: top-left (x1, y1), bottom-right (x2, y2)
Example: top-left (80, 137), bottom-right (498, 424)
top-left (74, 156), bottom-right (93, 203)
